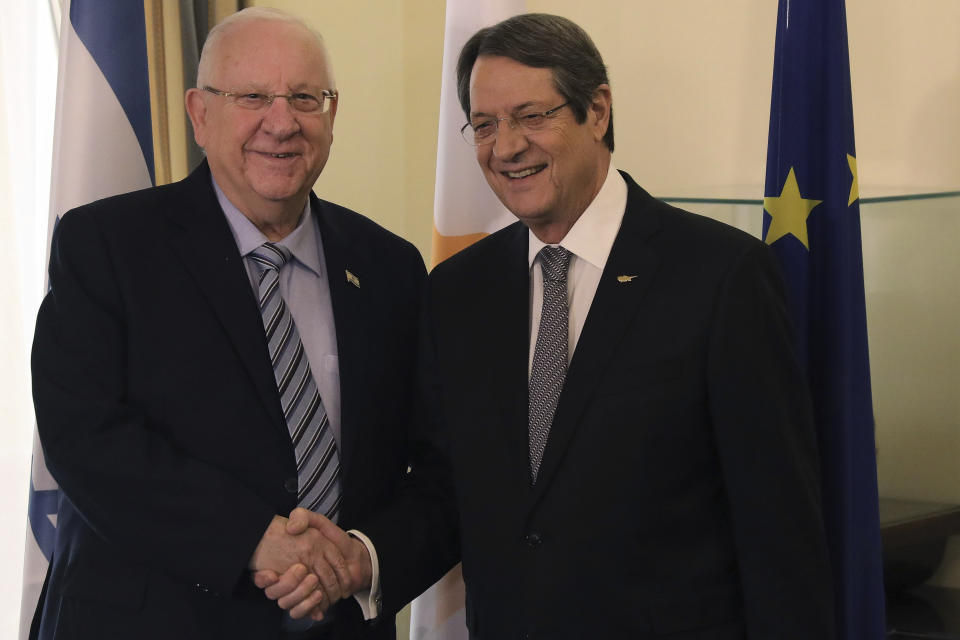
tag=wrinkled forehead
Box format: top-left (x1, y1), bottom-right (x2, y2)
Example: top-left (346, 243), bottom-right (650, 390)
top-left (469, 56), bottom-right (558, 114)
top-left (211, 19), bottom-right (333, 89)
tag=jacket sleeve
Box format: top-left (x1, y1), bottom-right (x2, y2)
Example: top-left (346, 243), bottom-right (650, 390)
top-left (358, 277), bottom-right (462, 616)
top-left (706, 242), bottom-right (836, 639)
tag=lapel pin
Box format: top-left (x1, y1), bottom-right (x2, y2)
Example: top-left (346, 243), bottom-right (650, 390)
top-left (617, 275), bottom-right (638, 283)
top-left (345, 269), bottom-right (360, 288)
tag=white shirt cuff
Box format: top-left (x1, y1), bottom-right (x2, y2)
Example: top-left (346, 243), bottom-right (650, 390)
top-left (347, 529), bottom-right (381, 620)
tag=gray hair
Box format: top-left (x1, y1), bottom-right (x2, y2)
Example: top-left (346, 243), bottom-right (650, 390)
top-left (196, 7), bottom-right (332, 88)
top-left (456, 13), bottom-right (613, 151)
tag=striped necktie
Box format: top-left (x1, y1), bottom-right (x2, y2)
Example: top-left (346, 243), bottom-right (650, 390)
top-left (528, 245), bottom-right (571, 484)
top-left (249, 243), bottom-right (341, 520)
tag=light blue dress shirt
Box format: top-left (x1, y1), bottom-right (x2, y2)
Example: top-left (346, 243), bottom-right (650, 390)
top-left (212, 178), bottom-right (342, 449)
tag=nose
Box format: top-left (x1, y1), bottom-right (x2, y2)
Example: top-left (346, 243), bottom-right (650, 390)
top-left (260, 97), bottom-right (300, 138)
top-left (491, 118), bottom-right (528, 160)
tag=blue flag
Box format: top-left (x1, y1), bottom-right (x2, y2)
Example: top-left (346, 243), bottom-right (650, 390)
top-left (762, 1), bottom-right (885, 638)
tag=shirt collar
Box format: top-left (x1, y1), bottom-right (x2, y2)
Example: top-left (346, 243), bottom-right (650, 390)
top-left (527, 159), bottom-right (628, 270)
top-left (213, 177), bottom-right (323, 277)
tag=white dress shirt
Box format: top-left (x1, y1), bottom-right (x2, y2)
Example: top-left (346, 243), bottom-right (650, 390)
top-left (527, 162), bottom-right (628, 372)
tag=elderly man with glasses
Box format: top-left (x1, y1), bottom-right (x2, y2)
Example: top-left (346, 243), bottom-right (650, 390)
top-left (30, 7), bottom-right (422, 640)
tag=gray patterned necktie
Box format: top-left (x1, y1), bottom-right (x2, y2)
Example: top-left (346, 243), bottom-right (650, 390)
top-left (528, 245), bottom-right (571, 484)
top-left (249, 243), bottom-right (341, 520)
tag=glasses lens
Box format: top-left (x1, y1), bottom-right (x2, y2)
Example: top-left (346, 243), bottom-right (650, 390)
top-left (233, 94), bottom-right (270, 110)
top-left (517, 113), bottom-right (547, 130)
top-left (289, 94), bottom-right (322, 112)
top-left (460, 124), bottom-right (478, 145)
top-left (463, 119), bottom-right (497, 145)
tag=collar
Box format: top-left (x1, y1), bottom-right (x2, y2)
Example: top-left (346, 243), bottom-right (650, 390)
top-left (213, 177), bottom-right (323, 277)
top-left (527, 159), bottom-right (628, 270)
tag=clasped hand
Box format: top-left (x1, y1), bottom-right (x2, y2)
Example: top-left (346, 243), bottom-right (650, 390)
top-left (249, 508), bottom-right (372, 620)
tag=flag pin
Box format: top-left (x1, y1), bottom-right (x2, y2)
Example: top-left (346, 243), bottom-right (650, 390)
top-left (346, 270), bottom-right (360, 288)
top-left (617, 275), bottom-right (638, 283)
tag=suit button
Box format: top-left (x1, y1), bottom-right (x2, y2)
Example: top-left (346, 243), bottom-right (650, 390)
top-left (283, 477), bottom-right (298, 494)
top-left (524, 532), bottom-right (542, 548)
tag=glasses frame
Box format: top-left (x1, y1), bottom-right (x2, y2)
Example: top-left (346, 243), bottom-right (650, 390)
top-left (460, 101), bottom-right (571, 146)
top-left (202, 86), bottom-right (338, 113)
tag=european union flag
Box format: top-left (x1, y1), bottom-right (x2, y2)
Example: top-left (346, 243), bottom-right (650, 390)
top-left (762, 1), bottom-right (885, 638)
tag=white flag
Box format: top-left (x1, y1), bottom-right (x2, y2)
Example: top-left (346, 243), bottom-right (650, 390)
top-left (19, 1), bottom-right (154, 637)
top-left (412, 2), bottom-right (524, 639)
top-left (429, 0), bottom-right (525, 268)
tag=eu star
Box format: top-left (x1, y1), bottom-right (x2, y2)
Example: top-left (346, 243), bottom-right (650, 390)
top-left (763, 167), bottom-right (822, 250)
top-left (847, 153), bottom-right (859, 206)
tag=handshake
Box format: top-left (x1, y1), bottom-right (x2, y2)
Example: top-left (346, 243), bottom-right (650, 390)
top-left (248, 508), bottom-right (374, 620)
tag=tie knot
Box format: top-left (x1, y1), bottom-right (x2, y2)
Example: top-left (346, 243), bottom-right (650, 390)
top-left (250, 242), bottom-right (292, 273)
top-left (538, 246), bottom-right (570, 282)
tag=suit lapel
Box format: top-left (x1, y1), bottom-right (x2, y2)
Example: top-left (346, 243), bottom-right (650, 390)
top-left (163, 163), bottom-right (287, 433)
top-left (312, 195), bottom-right (366, 479)
top-left (530, 174), bottom-right (663, 502)
top-left (487, 224), bottom-right (535, 494)
top-left (166, 178), bottom-right (375, 479)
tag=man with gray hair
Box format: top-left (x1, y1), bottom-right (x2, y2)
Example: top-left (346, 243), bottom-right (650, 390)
top-left (264, 13), bottom-right (835, 639)
top-left (30, 8), bottom-right (420, 639)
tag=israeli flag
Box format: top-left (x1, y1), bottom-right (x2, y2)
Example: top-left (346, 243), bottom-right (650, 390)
top-left (20, 1), bottom-right (153, 637)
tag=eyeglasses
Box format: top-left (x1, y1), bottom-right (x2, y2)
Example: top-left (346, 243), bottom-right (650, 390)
top-left (203, 86), bottom-right (337, 113)
top-left (460, 102), bottom-right (571, 146)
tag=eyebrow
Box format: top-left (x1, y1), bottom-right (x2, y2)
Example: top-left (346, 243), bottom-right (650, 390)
top-left (232, 82), bottom-right (322, 93)
top-left (470, 100), bottom-right (541, 119)
top-left (287, 82), bottom-right (322, 92)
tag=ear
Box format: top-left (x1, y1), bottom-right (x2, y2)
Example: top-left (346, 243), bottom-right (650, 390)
top-left (184, 88), bottom-right (208, 147)
top-left (588, 84), bottom-right (612, 143)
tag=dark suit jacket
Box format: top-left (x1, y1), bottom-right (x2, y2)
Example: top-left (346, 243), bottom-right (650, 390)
top-left (31, 162), bottom-right (425, 640)
top-left (365, 172), bottom-right (834, 639)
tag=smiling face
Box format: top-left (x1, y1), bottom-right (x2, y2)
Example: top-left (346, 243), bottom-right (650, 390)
top-left (469, 55), bottom-right (611, 243)
top-left (186, 18), bottom-right (336, 232)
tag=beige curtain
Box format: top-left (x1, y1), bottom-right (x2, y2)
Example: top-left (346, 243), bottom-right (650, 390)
top-left (144, 0), bottom-right (241, 185)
